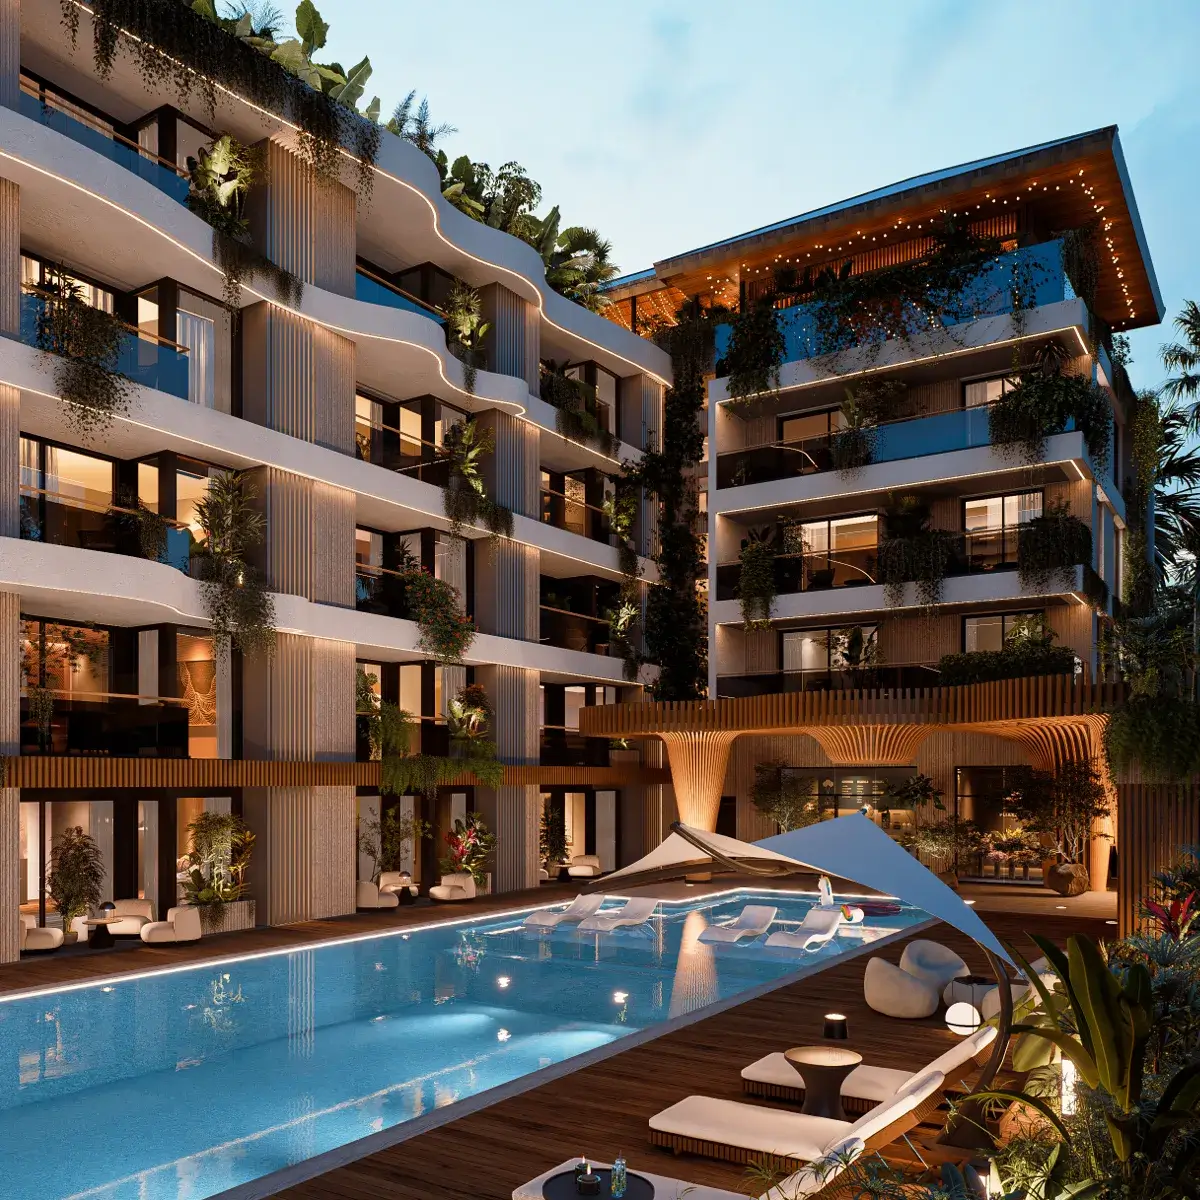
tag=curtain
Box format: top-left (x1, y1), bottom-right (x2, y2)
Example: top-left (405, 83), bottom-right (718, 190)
top-left (177, 309), bottom-right (215, 408)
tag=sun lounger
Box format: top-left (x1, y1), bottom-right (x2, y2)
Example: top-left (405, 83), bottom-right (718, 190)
top-left (742, 1025), bottom-right (996, 1112)
top-left (523, 893), bottom-right (606, 929)
top-left (649, 1068), bottom-right (944, 1165)
top-left (698, 905), bottom-right (777, 944)
top-left (512, 1140), bottom-right (863, 1200)
top-left (764, 906), bottom-right (843, 951)
top-left (577, 896), bottom-right (658, 932)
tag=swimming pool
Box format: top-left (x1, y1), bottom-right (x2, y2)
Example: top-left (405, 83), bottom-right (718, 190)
top-left (0, 890), bottom-right (924, 1200)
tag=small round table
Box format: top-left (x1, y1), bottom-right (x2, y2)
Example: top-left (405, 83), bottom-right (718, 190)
top-left (84, 917), bottom-right (121, 949)
top-left (541, 1168), bottom-right (654, 1199)
top-left (785, 1045), bottom-right (863, 1120)
top-left (943, 973), bottom-right (994, 1009)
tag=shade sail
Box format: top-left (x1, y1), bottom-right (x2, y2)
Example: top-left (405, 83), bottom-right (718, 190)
top-left (757, 814), bottom-right (1012, 966)
top-left (599, 827), bottom-right (804, 887)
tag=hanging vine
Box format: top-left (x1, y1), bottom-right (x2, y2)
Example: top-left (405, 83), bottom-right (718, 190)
top-left (876, 495), bottom-right (955, 608)
top-left (718, 297), bottom-right (783, 407)
top-left (63, 0), bottom-right (381, 197)
top-left (444, 281), bottom-right (490, 395)
top-left (737, 531), bottom-right (777, 630)
top-left (441, 418), bottom-right (514, 540)
top-left (193, 471), bottom-right (276, 659)
top-left (601, 479), bottom-right (643, 681)
top-left (33, 274), bottom-right (133, 439)
top-left (1017, 499), bottom-right (1094, 593)
top-left (1123, 389), bottom-right (1162, 617)
top-left (540, 361), bottom-right (620, 457)
top-left (401, 567), bottom-right (476, 664)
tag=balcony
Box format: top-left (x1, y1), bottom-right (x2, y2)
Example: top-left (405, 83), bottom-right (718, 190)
top-left (714, 239), bottom-right (1072, 369)
top-left (355, 713), bottom-right (448, 763)
top-left (355, 564), bottom-right (412, 619)
top-left (19, 288), bottom-right (191, 400)
top-left (20, 485), bottom-right (190, 571)
top-left (715, 530), bottom-right (1021, 602)
top-left (354, 416), bottom-right (451, 485)
top-left (540, 488), bottom-right (612, 543)
top-left (716, 666), bottom-right (941, 699)
top-left (355, 267), bottom-right (447, 326)
top-left (717, 404), bottom-right (994, 489)
top-left (20, 692), bottom-right (190, 756)
top-left (540, 606), bottom-right (611, 655)
top-left (18, 82), bottom-right (192, 204)
top-left (540, 727), bottom-right (610, 767)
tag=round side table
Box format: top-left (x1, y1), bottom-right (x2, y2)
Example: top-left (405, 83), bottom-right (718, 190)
top-left (784, 1045), bottom-right (863, 1120)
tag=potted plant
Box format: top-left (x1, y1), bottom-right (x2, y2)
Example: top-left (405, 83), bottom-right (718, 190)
top-left (179, 811), bottom-right (256, 932)
top-left (47, 825), bottom-right (103, 943)
top-left (441, 812), bottom-right (497, 892)
top-left (902, 818), bottom-right (983, 887)
top-left (539, 805), bottom-right (571, 877)
top-left (358, 807), bottom-right (431, 885)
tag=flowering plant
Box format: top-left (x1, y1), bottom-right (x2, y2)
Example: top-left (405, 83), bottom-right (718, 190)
top-left (440, 811), bottom-right (497, 885)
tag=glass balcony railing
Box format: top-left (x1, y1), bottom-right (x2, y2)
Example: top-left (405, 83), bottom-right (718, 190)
top-left (717, 404), bottom-right (997, 489)
top-left (540, 727), bottom-right (610, 767)
top-left (19, 87), bottom-right (192, 204)
top-left (20, 485), bottom-right (190, 572)
top-left (716, 666), bottom-right (941, 699)
top-left (716, 529), bottom-right (1029, 602)
top-left (715, 239), bottom-right (1072, 369)
top-left (19, 289), bottom-right (191, 400)
top-left (539, 488), bottom-right (612, 543)
top-left (539, 606), bottom-right (611, 655)
top-left (355, 269), bottom-right (447, 325)
top-left (355, 418), bottom-right (451, 485)
top-left (20, 692), bottom-right (190, 756)
top-left (355, 563), bottom-right (413, 619)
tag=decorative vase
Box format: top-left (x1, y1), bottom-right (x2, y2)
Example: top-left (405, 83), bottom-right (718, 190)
top-left (63, 931), bottom-right (78, 946)
top-left (1046, 863), bottom-right (1090, 897)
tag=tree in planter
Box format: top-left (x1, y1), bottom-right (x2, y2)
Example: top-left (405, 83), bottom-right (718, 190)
top-left (879, 772), bottom-right (943, 831)
top-left (539, 804), bottom-right (571, 871)
top-left (442, 418), bottom-right (513, 539)
top-left (357, 806), bottom-right (431, 885)
top-left (831, 624), bottom-right (882, 688)
top-left (444, 282), bottom-right (490, 395)
top-left (876, 494), bottom-right (955, 609)
top-left (180, 811), bottom-right (256, 929)
top-left (47, 825), bottom-right (104, 940)
top-left (193, 471), bottom-right (276, 660)
top-left (901, 817), bottom-right (983, 876)
top-left (1017, 499), bottom-right (1094, 594)
top-left (441, 812), bottom-right (497, 886)
top-left (751, 761), bottom-right (820, 832)
top-left (737, 528), bottom-right (777, 630)
top-left (34, 272), bottom-right (132, 439)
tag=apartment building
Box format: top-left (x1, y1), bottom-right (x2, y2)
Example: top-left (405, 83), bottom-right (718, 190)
top-left (0, 2), bottom-right (674, 962)
top-left (604, 128), bottom-right (1162, 877)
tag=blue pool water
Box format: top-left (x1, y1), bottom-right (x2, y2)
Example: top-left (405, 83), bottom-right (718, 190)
top-left (0, 891), bottom-right (923, 1200)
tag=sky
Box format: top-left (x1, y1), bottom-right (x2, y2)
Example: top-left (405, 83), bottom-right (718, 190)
top-left (311, 0), bottom-right (1200, 394)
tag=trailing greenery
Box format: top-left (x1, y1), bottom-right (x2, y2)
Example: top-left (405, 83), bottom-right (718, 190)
top-left (443, 281), bottom-right (489, 394)
top-left (719, 297), bottom-right (784, 406)
top-left (47, 825), bottom-right (104, 937)
top-left (113, 487), bottom-right (169, 562)
top-left (737, 531), bottom-right (777, 630)
top-left (989, 344), bottom-right (1112, 467)
top-left (34, 273), bottom-right (133, 439)
top-left (401, 567), bottom-right (475, 664)
top-left (441, 418), bottom-right (513, 539)
top-left (1018, 499), bottom-right (1094, 593)
top-left (750, 761), bottom-right (820, 832)
top-left (539, 361), bottom-right (620, 456)
top-left (64, 0), bottom-right (381, 193)
top-left (876, 495), bottom-right (955, 608)
top-left (598, 480), bottom-right (643, 680)
top-left (1124, 389), bottom-right (1163, 615)
top-left (356, 806), bottom-right (431, 884)
top-left (193, 470), bottom-right (276, 659)
top-left (179, 810), bottom-right (255, 929)
top-left (623, 302), bottom-right (712, 699)
top-left (938, 614), bottom-right (1076, 685)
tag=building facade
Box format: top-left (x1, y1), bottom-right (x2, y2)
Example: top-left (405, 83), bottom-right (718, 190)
top-left (0, 1), bottom-right (673, 962)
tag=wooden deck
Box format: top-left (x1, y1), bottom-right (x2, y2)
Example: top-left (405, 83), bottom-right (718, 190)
top-left (271, 910), bottom-right (1109, 1200)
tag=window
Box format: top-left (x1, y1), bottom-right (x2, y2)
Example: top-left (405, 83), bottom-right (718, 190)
top-left (175, 467), bottom-right (210, 539)
top-left (779, 408), bottom-right (844, 444)
top-left (783, 626), bottom-right (878, 676)
top-left (355, 528), bottom-right (382, 568)
top-left (963, 611), bottom-right (1042, 653)
top-left (963, 375), bottom-right (1017, 408)
top-left (963, 491), bottom-right (1041, 569)
top-left (177, 309), bottom-right (216, 408)
top-left (398, 664), bottom-right (422, 717)
top-left (783, 514), bottom-right (878, 589)
top-left (22, 618), bottom-right (109, 695)
top-left (564, 685), bottom-right (587, 732)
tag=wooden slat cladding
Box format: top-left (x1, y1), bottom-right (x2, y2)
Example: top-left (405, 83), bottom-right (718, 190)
top-left (481, 282), bottom-right (530, 385)
top-left (0, 178), bottom-right (17, 337)
top-left (0, 758), bottom-right (670, 789)
top-left (579, 677), bottom-right (1126, 737)
top-left (477, 409), bottom-right (539, 518)
top-left (1117, 783), bottom-right (1200, 936)
top-left (475, 540), bottom-right (538, 640)
top-left (0, 383), bottom-right (16, 539)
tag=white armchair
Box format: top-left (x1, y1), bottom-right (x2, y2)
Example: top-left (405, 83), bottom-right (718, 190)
top-left (899, 939), bottom-right (970, 992)
top-left (378, 871), bottom-right (414, 895)
top-left (19, 915), bottom-right (64, 952)
top-left (108, 899), bottom-right (155, 936)
top-left (566, 855), bottom-right (603, 879)
top-left (356, 880), bottom-right (400, 909)
top-left (429, 872), bottom-right (476, 902)
top-left (140, 906), bottom-right (202, 943)
top-left (864, 956), bottom-right (940, 1019)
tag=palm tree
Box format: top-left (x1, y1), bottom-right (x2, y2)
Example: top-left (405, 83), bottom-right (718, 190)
top-left (1153, 402), bottom-right (1200, 583)
top-left (1161, 299), bottom-right (1200, 430)
top-left (387, 91), bottom-right (456, 161)
top-left (542, 225), bottom-right (619, 313)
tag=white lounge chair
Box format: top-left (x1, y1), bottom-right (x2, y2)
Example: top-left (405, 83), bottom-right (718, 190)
top-left (764, 906), bottom-right (843, 951)
top-left (107, 898), bottom-right (155, 937)
top-left (649, 1068), bottom-right (945, 1164)
top-left (523, 893), bottom-right (605, 929)
top-left (577, 896), bottom-right (658, 932)
top-left (429, 873), bottom-right (476, 902)
top-left (19, 915), bottom-right (63, 952)
top-left (512, 1140), bottom-right (864, 1200)
top-left (698, 905), bottom-right (777, 944)
top-left (140, 906), bottom-right (202, 943)
top-left (742, 1025), bottom-right (997, 1112)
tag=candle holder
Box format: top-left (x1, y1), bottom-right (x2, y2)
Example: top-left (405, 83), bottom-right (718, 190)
top-left (823, 1012), bottom-right (848, 1040)
top-left (576, 1172), bottom-right (601, 1196)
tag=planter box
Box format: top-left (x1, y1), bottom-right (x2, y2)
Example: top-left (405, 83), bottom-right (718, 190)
top-left (608, 748), bottom-right (642, 766)
top-left (199, 899), bottom-right (256, 936)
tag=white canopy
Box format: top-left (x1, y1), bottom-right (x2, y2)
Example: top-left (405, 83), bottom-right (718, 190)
top-left (758, 815), bottom-right (1012, 965)
top-left (599, 814), bottom-right (1012, 966)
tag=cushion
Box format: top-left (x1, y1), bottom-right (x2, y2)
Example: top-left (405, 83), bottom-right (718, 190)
top-left (650, 1095), bottom-right (842, 1161)
top-left (742, 1052), bottom-right (909, 1103)
top-left (899, 940), bottom-right (969, 991)
top-left (836, 1069), bottom-right (943, 1150)
top-left (763, 1137), bottom-right (864, 1200)
top-left (864, 957), bottom-right (939, 1018)
top-left (113, 898), bottom-right (155, 921)
top-left (168, 907), bottom-right (203, 941)
top-left (926, 1025), bottom-right (998, 1081)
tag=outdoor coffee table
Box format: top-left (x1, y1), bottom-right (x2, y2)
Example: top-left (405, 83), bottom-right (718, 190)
top-left (540, 1167), bottom-right (654, 1199)
top-left (784, 1045), bottom-right (863, 1120)
top-left (83, 917), bottom-right (122, 950)
top-left (943, 973), bottom-right (994, 1009)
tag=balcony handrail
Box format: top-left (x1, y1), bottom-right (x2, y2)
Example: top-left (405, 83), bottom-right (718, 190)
top-left (20, 482), bottom-right (190, 529)
top-left (540, 603), bottom-right (611, 624)
top-left (19, 77), bottom-right (190, 179)
top-left (20, 687), bottom-right (189, 706)
top-left (355, 416), bottom-right (444, 456)
top-left (717, 662), bottom-right (940, 678)
top-left (355, 561), bottom-right (413, 580)
top-left (354, 265), bottom-right (447, 321)
top-left (21, 284), bottom-right (192, 355)
top-left (540, 487), bottom-right (610, 519)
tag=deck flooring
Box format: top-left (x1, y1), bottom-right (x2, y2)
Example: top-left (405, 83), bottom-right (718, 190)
top-left (272, 910), bottom-right (1109, 1200)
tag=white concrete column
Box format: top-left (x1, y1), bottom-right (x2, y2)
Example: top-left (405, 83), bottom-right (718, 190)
top-left (0, 0), bottom-right (17, 112)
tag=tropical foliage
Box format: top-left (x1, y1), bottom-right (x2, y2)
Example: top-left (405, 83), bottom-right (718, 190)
top-left (441, 812), bottom-right (497, 885)
top-left (179, 811), bottom-right (255, 927)
top-left (443, 282), bottom-right (489, 394)
top-left (938, 615), bottom-right (1077, 685)
top-left (441, 418), bottom-right (513, 539)
top-left (47, 826), bottom-right (104, 936)
top-left (356, 806), bottom-right (431, 884)
top-left (876, 495), bottom-right (955, 609)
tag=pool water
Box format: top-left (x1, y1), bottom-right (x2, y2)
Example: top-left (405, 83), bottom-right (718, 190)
top-left (0, 891), bottom-right (923, 1199)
